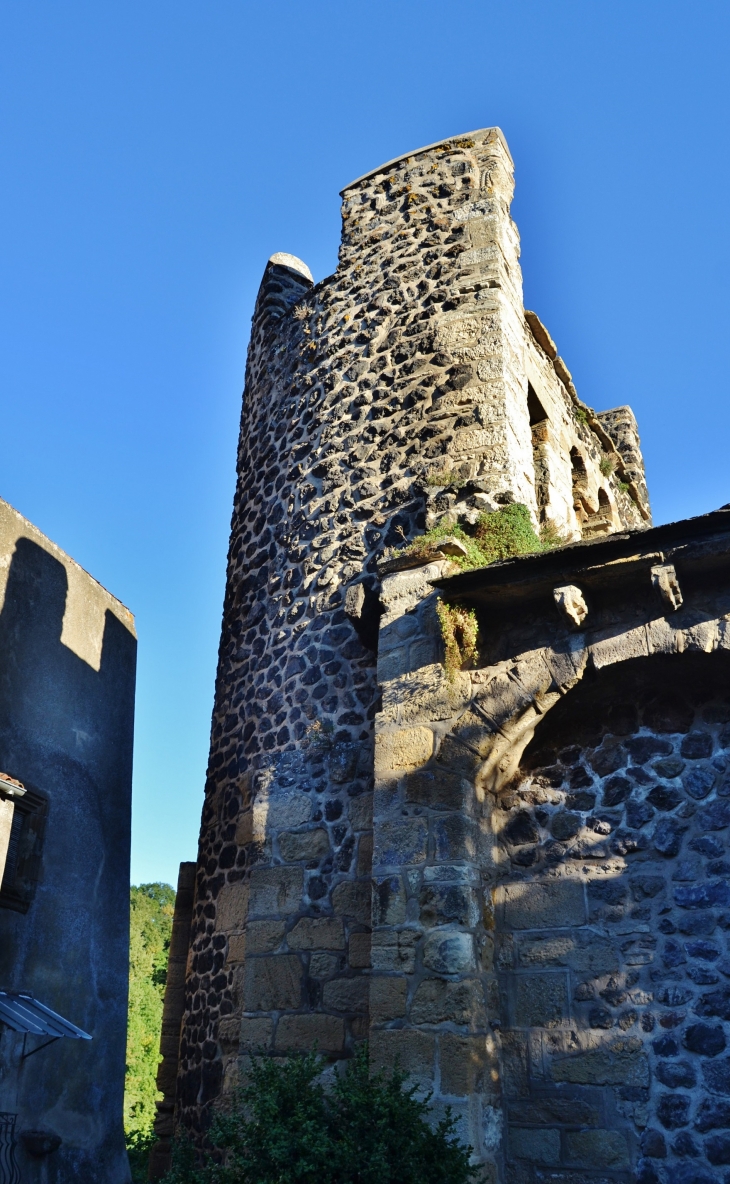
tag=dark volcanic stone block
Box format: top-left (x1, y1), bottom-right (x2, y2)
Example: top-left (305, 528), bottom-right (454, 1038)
top-left (691, 836), bottom-right (725, 857)
top-left (703, 1055), bottom-right (730, 1094)
top-left (654, 818), bottom-right (687, 856)
top-left (685, 941), bottom-right (721, 961)
top-left (626, 736), bottom-right (673, 763)
top-left (697, 987), bottom-right (730, 1021)
top-left (657, 1092), bottom-right (691, 1129)
top-left (648, 784), bottom-right (683, 811)
top-left (504, 809), bottom-right (539, 846)
top-left (705, 1131), bottom-right (730, 1164)
top-left (683, 764), bottom-right (716, 800)
top-left (653, 1033), bottom-right (680, 1056)
top-left (550, 811), bottom-right (581, 841)
top-left (602, 775), bottom-right (632, 806)
top-left (695, 1095), bottom-right (730, 1132)
top-left (655, 1060), bottom-right (696, 1088)
top-left (641, 1128), bottom-right (667, 1158)
top-left (626, 799), bottom-right (655, 828)
top-left (683, 1023), bottom-right (727, 1056)
top-left (697, 801), bottom-right (730, 830)
top-left (681, 732), bottom-right (714, 760)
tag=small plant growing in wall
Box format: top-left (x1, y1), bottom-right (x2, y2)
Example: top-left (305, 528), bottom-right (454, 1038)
top-left (305, 718), bottom-right (336, 753)
top-left (437, 600), bottom-right (479, 681)
top-left (599, 453), bottom-right (617, 477)
top-left (391, 504), bottom-right (547, 574)
top-left (161, 1047), bottom-right (477, 1184)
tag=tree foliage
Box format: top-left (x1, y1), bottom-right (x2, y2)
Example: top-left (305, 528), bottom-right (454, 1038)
top-left (125, 882), bottom-right (175, 1148)
top-left (162, 1047), bottom-right (477, 1184)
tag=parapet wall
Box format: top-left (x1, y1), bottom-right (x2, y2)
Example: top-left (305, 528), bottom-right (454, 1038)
top-left (174, 128), bottom-right (652, 1148)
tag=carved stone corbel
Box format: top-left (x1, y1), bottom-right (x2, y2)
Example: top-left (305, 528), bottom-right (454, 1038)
top-left (651, 563), bottom-right (683, 612)
top-left (553, 584), bottom-right (589, 628)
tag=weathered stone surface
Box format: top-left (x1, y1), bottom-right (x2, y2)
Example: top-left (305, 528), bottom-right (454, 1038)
top-left (278, 828), bottom-right (330, 861)
top-left (420, 883), bottom-right (479, 928)
top-left (243, 956), bottom-right (301, 1012)
top-left (509, 1127), bottom-right (561, 1165)
top-left (248, 868), bottom-right (303, 918)
top-left (503, 880), bottom-right (586, 930)
top-left (322, 977), bottom-right (369, 1014)
top-left (501, 1030), bottom-right (529, 1097)
top-left (369, 976), bottom-right (407, 1022)
top-left (702, 1056), bottom-right (730, 1095)
top-left (238, 1016), bottom-right (274, 1052)
top-left (373, 875), bottom-right (407, 925)
top-left (405, 766), bottom-right (470, 812)
top-left (551, 1038), bottom-right (649, 1086)
top-left (423, 930), bottom-right (475, 975)
top-left (369, 1029), bottom-right (434, 1086)
top-left (439, 1033), bottom-right (489, 1096)
top-left (411, 977), bottom-right (486, 1028)
top-left (287, 917), bottom-right (345, 950)
top-left (565, 1131), bottom-right (629, 1168)
top-left (275, 1014), bottom-right (345, 1054)
top-left (514, 974), bottom-right (568, 1028)
top-left (331, 880), bottom-right (371, 922)
top-left (348, 932), bottom-right (372, 969)
top-left (374, 818), bottom-right (428, 866)
top-left (695, 1095), bottom-right (730, 1131)
top-left (657, 1093), bottom-right (691, 1129)
top-left (375, 728), bottom-right (434, 773)
top-left (215, 883), bottom-right (250, 932)
top-left (683, 1022), bottom-right (726, 1057)
top-left (246, 920), bottom-right (285, 954)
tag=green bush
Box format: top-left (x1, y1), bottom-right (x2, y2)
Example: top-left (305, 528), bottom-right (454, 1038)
top-left (127, 1127), bottom-right (158, 1184)
top-left (473, 503), bottom-right (543, 565)
top-left (162, 1047), bottom-right (477, 1184)
top-left (125, 882), bottom-right (176, 1178)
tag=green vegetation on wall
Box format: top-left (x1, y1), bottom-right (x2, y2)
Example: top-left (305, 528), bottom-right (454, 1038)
top-left (161, 1046), bottom-right (476, 1184)
top-left (396, 503), bottom-right (548, 572)
top-left (126, 882), bottom-right (175, 1178)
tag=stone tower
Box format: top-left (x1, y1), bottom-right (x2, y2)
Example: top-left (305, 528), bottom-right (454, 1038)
top-left (169, 128), bottom-right (651, 1154)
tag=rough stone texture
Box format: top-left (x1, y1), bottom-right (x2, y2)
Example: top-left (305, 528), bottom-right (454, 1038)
top-left (368, 500), bottom-right (730, 1179)
top-left (174, 126), bottom-right (657, 1174)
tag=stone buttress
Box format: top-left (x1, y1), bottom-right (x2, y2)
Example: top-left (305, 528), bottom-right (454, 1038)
top-left (170, 128), bottom-right (650, 1157)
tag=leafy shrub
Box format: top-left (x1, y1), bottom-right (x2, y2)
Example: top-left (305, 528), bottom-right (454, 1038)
top-left (127, 1128), bottom-right (158, 1184)
top-left (395, 504), bottom-right (544, 574)
top-left (472, 503), bottom-right (542, 564)
top-left (161, 1047), bottom-right (476, 1184)
top-left (125, 882), bottom-right (176, 1176)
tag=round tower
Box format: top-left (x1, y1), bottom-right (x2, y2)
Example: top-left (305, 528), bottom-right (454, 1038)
top-left (172, 126), bottom-right (648, 1142)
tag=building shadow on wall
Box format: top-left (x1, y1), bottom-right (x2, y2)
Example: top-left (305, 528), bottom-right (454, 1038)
top-left (497, 652), bottom-right (730, 1182)
top-left (0, 536), bottom-right (136, 1179)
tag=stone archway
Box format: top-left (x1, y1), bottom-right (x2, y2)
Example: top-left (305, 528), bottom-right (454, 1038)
top-left (492, 651), bottom-right (730, 1184)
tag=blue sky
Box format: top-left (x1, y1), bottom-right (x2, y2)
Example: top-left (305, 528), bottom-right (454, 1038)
top-left (0, 2), bottom-right (727, 886)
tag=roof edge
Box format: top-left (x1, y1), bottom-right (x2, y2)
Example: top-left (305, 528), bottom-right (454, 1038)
top-left (340, 127), bottom-right (512, 195)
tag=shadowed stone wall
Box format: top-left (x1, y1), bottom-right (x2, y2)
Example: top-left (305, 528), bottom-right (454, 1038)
top-left (0, 497), bottom-right (136, 1184)
top-left (372, 510), bottom-right (730, 1181)
top-left (174, 127), bottom-right (650, 1154)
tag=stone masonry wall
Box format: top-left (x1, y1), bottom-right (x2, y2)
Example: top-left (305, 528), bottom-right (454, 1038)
top-left (175, 126), bottom-right (649, 1141)
top-left (372, 521), bottom-right (730, 1181)
top-left (499, 656), bottom-right (730, 1184)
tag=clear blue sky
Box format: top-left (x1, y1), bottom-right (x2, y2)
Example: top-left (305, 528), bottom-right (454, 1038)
top-left (0, 2), bottom-right (727, 886)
